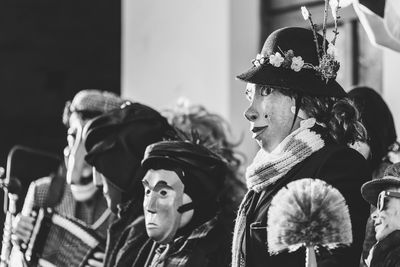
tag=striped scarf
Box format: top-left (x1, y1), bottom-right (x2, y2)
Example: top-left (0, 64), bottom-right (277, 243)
top-left (231, 118), bottom-right (325, 267)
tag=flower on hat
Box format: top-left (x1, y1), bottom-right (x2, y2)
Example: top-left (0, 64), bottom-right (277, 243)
top-left (254, 53), bottom-right (268, 67)
top-left (301, 6), bottom-right (310, 20)
top-left (327, 43), bottom-right (336, 57)
top-left (291, 56), bottom-right (305, 72)
top-left (317, 54), bottom-right (340, 81)
top-left (269, 52), bottom-right (284, 67)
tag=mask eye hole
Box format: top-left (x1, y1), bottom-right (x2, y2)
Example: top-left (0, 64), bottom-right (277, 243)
top-left (260, 86), bottom-right (273, 96)
top-left (159, 190), bottom-right (168, 197)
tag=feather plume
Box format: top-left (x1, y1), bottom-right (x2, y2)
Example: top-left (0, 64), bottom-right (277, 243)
top-left (267, 178), bottom-right (352, 255)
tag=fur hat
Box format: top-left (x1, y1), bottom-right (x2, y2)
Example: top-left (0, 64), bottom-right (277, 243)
top-left (236, 27), bottom-right (346, 97)
top-left (84, 102), bottom-right (177, 192)
top-left (361, 163), bottom-right (400, 206)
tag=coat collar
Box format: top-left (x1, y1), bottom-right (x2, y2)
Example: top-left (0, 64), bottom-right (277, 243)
top-left (371, 230), bottom-right (400, 266)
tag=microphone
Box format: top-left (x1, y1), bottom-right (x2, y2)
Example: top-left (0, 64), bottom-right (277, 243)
top-left (0, 178), bottom-right (22, 195)
top-left (0, 167), bottom-right (21, 195)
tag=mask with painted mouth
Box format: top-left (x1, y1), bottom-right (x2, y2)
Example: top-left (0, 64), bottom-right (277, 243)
top-left (70, 181), bottom-right (98, 202)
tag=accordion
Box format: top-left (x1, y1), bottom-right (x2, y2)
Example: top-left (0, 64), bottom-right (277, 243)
top-left (24, 208), bottom-right (105, 267)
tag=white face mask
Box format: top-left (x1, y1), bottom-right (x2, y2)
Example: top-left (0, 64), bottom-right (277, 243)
top-left (70, 182), bottom-right (98, 202)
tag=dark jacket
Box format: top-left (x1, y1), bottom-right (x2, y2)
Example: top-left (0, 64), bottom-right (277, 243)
top-left (242, 143), bottom-right (370, 267)
top-left (369, 230), bottom-right (400, 267)
top-left (132, 217), bottom-right (231, 267)
top-left (103, 200), bottom-right (147, 267)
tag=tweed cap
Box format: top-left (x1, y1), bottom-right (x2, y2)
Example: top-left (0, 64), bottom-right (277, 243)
top-left (69, 89), bottom-right (123, 113)
top-left (63, 89), bottom-right (124, 126)
top-left (361, 163), bottom-right (400, 206)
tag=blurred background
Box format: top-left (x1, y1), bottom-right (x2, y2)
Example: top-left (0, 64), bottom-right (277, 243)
top-left (0, 0), bottom-right (399, 227)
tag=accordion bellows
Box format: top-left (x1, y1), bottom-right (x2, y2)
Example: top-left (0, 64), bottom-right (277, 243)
top-left (25, 208), bottom-right (105, 267)
top-left (267, 178), bottom-right (352, 254)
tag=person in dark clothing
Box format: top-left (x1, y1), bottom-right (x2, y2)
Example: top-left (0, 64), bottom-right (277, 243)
top-left (131, 140), bottom-right (231, 267)
top-left (361, 163), bottom-right (400, 267)
top-left (162, 100), bottom-right (246, 240)
top-left (10, 89), bottom-right (123, 267)
top-left (84, 101), bottom-right (177, 267)
top-left (347, 86), bottom-right (400, 266)
top-left (231, 26), bottom-right (371, 267)
top-left (348, 86), bottom-right (398, 171)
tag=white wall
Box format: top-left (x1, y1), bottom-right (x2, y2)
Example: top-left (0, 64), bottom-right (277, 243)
top-left (121, 0), bottom-right (259, 165)
top-left (121, 0), bottom-right (230, 116)
top-left (383, 49), bottom-right (400, 138)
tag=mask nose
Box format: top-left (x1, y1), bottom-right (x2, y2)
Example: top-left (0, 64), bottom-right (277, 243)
top-left (145, 193), bottom-right (157, 214)
top-left (66, 129), bottom-right (89, 185)
top-left (244, 106), bottom-right (258, 122)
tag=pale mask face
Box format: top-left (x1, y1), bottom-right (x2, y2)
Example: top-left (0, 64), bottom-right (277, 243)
top-left (244, 83), bottom-right (299, 152)
top-left (142, 169), bottom-right (193, 244)
top-left (372, 189), bottom-right (400, 241)
top-left (66, 112), bottom-right (96, 201)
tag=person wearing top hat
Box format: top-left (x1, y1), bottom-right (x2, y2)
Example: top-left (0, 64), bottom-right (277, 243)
top-left (10, 89), bottom-right (122, 267)
top-left (232, 26), bottom-right (371, 267)
top-left (361, 163), bottom-right (400, 267)
top-left (84, 101), bottom-right (177, 267)
top-left (130, 140), bottom-right (231, 267)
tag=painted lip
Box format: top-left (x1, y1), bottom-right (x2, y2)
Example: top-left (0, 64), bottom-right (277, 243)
top-left (146, 222), bottom-right (158, 228)
top-left (251, 125), bottom-right (268, 138)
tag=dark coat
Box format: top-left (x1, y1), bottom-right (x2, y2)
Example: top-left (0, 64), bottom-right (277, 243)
top-left (369, 230), bottom-right (400, 267)
top-left (243, 143), bottom-right (371, 267)
top-left (132, 218), bottom-right (231, 267)
top-left (103, 200), bottom-right (147, 267)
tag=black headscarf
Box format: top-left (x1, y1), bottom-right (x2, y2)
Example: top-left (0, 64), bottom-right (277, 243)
top-left (84, 102), bottom-right (177, 201)
top-left (348, 86), bottom-right (397, 171)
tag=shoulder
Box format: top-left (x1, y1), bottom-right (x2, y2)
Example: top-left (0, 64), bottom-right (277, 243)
top-left (300, 144), bottom-right (370, 183)
top-left (384, 246), bottom-right (400, 267)
top-left (310, 143), bottom-right (366, 165)
top-left (191, 218), bottom-right (231, 266)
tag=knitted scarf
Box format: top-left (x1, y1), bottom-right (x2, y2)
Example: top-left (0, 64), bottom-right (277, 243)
top-left (231, 118), bottom-right (325, 267)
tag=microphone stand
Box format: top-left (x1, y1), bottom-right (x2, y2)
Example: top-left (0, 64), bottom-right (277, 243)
top-left (0, 169), bottom-right (21, 267)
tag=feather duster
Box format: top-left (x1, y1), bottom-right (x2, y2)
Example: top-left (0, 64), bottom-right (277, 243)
top-left (267, 178), bottom-right (352, 266)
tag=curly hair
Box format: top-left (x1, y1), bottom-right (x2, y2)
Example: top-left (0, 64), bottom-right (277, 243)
top-left (276, 87), bottom-right (367, 145)
top-left (384, 162), bottom-right (400, 177)
top-left (162, 99), bottom-right (244, 172)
